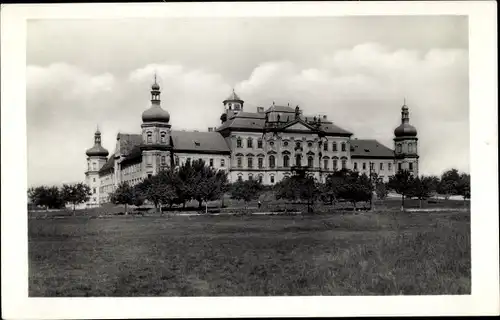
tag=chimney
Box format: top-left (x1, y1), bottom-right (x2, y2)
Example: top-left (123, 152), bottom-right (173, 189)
top-left (208, 127), bottom-right (213, 132)
top-left (257, 107), bottom-right (264, 113)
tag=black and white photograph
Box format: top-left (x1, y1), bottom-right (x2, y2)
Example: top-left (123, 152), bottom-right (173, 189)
top-left (1, 1), bottom-right (498, 319)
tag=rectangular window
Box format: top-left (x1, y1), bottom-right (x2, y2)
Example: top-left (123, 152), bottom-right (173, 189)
top-left (398, 163), bottom-right (402, 171)
top-left (388, 163), bottom-right (392, 171)
top-left (161, 156), bottom-right (166, 165)
top-left (209, 159), bottom-right (214, 167)
top-left (248, 175), bottom-right (253, 181)
top-left (93, 188), bottom-right (96, 194)
top-left (186, 158), bottom-right (191, 165)
top-left (93, 178), bottom-right (96, 182)
top-left (324, 159), bottom-right (328, 170)
top-left (380, 163), bottom-right (384, 170)
top-left (257, 139), bottom-right (263, 148)
top-left (333, 159), bottom-right (338, 170)
top-left (370, 163), bottom-right (374, 170)
top-left (332, 142), bottom-right (337, 152)
top-left (238, 176), bottom-right (243, 181)
top-left (248, 157), bottom-right (253, 168)
top-left (221, 159), bottom-right (225, 167)
top-left (362, 162), bottom-right (366, 170)
top-left (237, 139), bottom-right (242, 148)
top-left (323, 143), bottom-right (328, 151)
top-left (409, 162), bottom-right (413, 171)
top-left (270, 176), bottom-right (275, 183)
top-left (341, 143), bottom-right (346, 152)
top-left (353, 162), bottom-right (358, 170)
top-left (175, 157), bottom-right (179, 166)
top-left (258, 175), bottom-right (263, 183)
top-left (258, 157), bottom-right (263, 168)
top-left (342, 159), bottom-right (347, 169)
top-left (237, 157), bottom-right (242, 168)
top-left (247, 139), bottom-right (253, 148)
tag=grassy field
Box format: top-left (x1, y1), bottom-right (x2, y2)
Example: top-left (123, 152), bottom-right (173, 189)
top-left (29, 208), bottom-right (470, 296)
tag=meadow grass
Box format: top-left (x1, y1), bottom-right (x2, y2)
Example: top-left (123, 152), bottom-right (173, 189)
top-left (29, 210), bottom-right (470, 296)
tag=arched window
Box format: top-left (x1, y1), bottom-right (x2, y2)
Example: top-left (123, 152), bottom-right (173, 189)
top-left (333, 158), bottom-right (338, 170)
top-left (408, 143), bottom-right (413, 153)
top-left (247, 156), bottom-right (253, 168)
top-left (341, 158), bottom-right (347, 169)
top-left (236, 137), bottom-right (242, 148)
top-left (308, 156), bottom-right (314, 167)
top-left (247, 137), bottom-right (253, 148)
top-left (283, 155), bottom-right (290, 168)
top-left (341, 142), bottom-right (346, 152)
top-left (295, 154), bottom-right (302, 166)
top-left (397, 144), bottom-right (402, 153)
top-left (160, 132), bottom-right (166, 143)
top-left (147, 132), bottom-right (153, 143)
top-left (269, 155), bottom-right (276, 168)
top-left (332, 142), bottom-right (337, 152)
top-left (324, 159), bottom-right (329, 170)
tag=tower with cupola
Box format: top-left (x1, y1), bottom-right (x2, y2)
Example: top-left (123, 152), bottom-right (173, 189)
top-left (220, 89), bottom-right (244, 123)
top-left (85, 127), bottom-right (109, 207)
top-left (140, 75), bottom-right (173, 177)
top-left (393, 101), bottom-right (419, 176)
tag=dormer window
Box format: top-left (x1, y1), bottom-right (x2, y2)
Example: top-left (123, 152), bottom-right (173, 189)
top-left (147, 132), bottom-right (152, 144)
top-left (194, 140), bottom-right (201, 147)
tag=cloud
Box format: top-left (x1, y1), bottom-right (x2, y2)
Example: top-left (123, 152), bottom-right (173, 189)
top-left (26, 43), bottom-right (469, 186)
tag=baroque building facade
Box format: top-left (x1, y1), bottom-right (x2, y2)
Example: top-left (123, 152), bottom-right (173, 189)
top-left (85, 77), bottom-right (419, 206)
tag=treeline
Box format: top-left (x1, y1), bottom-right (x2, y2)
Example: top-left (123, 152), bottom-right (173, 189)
top-left (109, 159), bottom-right (228, 214)
top-left (228, 168), bottom-right (470, 212)
top-left (28, 183), bottom-right (91, 212)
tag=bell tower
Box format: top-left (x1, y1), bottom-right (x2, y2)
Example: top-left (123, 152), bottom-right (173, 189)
top-left (140, 75), bottom-right (173, 177)
top-left (222, 88), bottom-right (244, 119)
top-left (393, 100), bottom-right (419, 176)
top-left (85, 126), bottom-right (109, 207)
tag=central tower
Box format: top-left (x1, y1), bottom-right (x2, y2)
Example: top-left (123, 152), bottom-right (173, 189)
top-left (140, 75), bottom-right (173, 177)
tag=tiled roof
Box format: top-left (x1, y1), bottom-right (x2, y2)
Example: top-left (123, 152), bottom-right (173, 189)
top-left (99, 154), bottom-right (115, 174)
top-left (118, 133), bottom-right (142, 155)
top-left (319, 123), bottom-right (352, 135)
top-left (350, 139), bottom-right (394, 158)
top-left (228, 111), bottom-right (265, 120)
top-left (224, 90), bottom-right (243, 102)
top-left (171, 131), bottom-right (230, 153)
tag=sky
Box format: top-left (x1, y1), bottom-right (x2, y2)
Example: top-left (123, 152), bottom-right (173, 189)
top-left (27, 16), bottom-right (469, 187)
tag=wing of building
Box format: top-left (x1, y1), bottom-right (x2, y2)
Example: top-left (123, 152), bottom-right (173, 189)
top-left (84, 79), bottom-right (419, 206)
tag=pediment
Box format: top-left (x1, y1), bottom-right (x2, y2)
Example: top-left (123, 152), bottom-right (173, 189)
top-left (282, 120), bottom-right (315, 132)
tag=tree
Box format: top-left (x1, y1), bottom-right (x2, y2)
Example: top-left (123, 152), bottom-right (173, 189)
top-left (456, 173), bottom-right (471, 205)
top-left (387, 170), bottom-right (414, 211)
top-left (438, 168), bottom-right (461, 199)
top-left (137, 174), bottom-right (167, 213)
top-left (375, 182), bottom-right (389, 202)
top-left (110, 182), bottom-right (135, 215)
top-left (275, 171), bottom-right (320, 213)
top-left (408, 176), bottom-right (434, 208)
top-left (190, 160), bottom-right (228, 211)
top-left (28, 186), bottom-right (65, 210)
top-left (61, 183), bottom-right (91, 214)
top-left (336, 172), bottom-right (373, 210)
top-left (230, 179), bottom-right (264, 210)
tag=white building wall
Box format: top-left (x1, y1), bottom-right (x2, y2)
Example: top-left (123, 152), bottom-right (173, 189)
top-left (351, 158), bottom-right (396, 182)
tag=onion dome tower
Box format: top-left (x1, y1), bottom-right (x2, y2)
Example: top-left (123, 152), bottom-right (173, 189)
top-left (393, 100), bottom-right (419, 176)
top-left (222, 88), bottom-right (244, 119)
top-left (85, 126), bottom-right (109, 207)
top-left (140, 74), bottom-right (173, 177)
